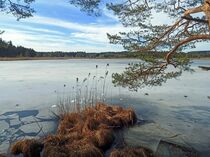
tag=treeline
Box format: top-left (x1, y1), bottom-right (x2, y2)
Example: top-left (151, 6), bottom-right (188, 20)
top-left (0, 39), bottom-right (128, 58)
top-left (186, 51), bottom-right (210, 58)
top-left (127, 50), bottom-right (210, 59)
top-left (35, 51), bottom-right (128, 58)
top-left (0, 39), bottom-right (210, 59)
top-left (0, 39), bottom-right (36, 57)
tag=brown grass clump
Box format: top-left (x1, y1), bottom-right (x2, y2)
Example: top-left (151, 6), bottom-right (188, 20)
top-left (43, 135), bottom-right (70, 147)
top-left (109, 147), bottom-right (154, 157)
top-left (11, 103), bottom-right (138, 157)
top-left (43, 145), bottom-right (69, 157)
top-left (95, 127), bottom-right (114, 150)
top-left (82, 117), bottom-right (100, 133)
top-left (57, 112), bottom-right (82, 135)
top-left (111, 108), bottom-right (137, 127)
top-left (43, 136), bottom-right (103, 157)
top-left (43, 135), bottom-right (70, 157)
top-left (10, 139), bottom-right (43, 157)
top-left (94, 102), bottom-right (137, 128)
top-left (67, 142), bottom-right (103, 157)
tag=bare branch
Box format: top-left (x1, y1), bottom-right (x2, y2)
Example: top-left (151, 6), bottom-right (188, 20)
top-left (0, 30), bottom-right (5, 35)
top-left (166, 34), bottom-right (210, 64)
top-left (181, 16), bottom-right (208, 24)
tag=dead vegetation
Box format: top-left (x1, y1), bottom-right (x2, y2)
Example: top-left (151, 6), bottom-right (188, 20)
top-left (10, 139), bottom-right (43, 157)
top-left (10, 102), bottom-right (139, 157)
top-left (109, 147), bottom-right (154, 157)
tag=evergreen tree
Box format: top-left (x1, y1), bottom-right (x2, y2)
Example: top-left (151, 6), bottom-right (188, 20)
top-left (70, 0), bottom-right (210, 90)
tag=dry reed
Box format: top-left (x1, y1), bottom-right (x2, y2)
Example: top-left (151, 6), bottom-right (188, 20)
top-left (10, 103), bottom-right (138, 157)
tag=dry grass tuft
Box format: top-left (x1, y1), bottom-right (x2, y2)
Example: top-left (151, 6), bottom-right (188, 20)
top-left (43, 145), bottom-right (69, 157)
top-left (67, 142), bottom-right (103, 157)
top-left (57, 112), bottom-right (82, 135)
top-left (11, 102), bottom-right (138, 157)
top-left (10, 139), bottom-right (43, 157)
top-left (44, 135), bottom-right (70, 147)
top-left (95, 127), bottom-right (114, 150)
top-left (94, 102), bottom-right (137, 128)
top-left (109, 147), bottom-right (154, 157)
top-left (82, 117), bottom-right (100, 133)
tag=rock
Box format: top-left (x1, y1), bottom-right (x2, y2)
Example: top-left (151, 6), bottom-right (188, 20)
top-left (124, 124), bottom-right (172, 152)
top-left (145, 93), bottom-right (149, 96)
top-left (124, 123), bottom-right (199, 157)
top-left (184, 95), bottom-right (188, 98)
top-left (155, 140), bottom-right (198, 157)
top-left (208, 96), bottom-right (210, 99)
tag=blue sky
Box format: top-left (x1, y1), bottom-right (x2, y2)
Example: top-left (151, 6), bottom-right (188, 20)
top-left (0, 0), bottom-right (209, 52)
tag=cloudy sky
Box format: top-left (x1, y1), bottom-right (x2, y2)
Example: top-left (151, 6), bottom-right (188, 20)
top-left (0, 0), bottom-right (209, 52)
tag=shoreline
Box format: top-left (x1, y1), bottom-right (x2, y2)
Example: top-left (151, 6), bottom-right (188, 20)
top-left (0, 57), bottom-right (81, 61)
top-left (0, 57), bottom-right (210, 61)
top-left (0, 57), bottom-right (135, 61)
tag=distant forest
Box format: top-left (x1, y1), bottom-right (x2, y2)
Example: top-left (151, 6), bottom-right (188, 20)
top-left (0, 39), bottom-right (210, 59)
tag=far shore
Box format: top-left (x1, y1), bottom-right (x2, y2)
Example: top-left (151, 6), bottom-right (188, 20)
top-left (0, 57), bottom-right (141, 61)
top-left (0, 57), bottom-right (83, 61)
top-left (0, 57), bottom-right (210, 61)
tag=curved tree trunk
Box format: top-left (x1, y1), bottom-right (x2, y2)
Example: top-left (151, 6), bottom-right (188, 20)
top-left (165, 0), bottom-right (210, 64)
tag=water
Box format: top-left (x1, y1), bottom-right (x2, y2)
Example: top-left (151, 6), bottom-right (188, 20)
top-left (0, 59), bottom-right (210, 156)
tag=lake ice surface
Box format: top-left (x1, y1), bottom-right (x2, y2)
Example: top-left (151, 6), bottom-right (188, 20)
top-left (0, 59), bottom-right (209, 156)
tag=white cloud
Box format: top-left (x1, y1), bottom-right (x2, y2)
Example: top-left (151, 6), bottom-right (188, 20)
top-left (193, 41), bottom-right (210, 51)
top-left (0, 22), bottom-right (124, 52)
top-left (71, 32), bottom-right (109, 43)
top-left (102, 8), bottom-right (119, 21)
top-left (1, 11), bottom-right (209, 52)
top-left (24, 15), bottom-right (127, 34)
top-left (1, 24), bottom-right (64, 35)
top-left (0, 14), bottom-right (128, 52)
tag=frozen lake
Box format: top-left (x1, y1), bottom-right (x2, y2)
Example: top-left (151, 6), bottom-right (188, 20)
top-left (0, 59), bottom-right (210, 156)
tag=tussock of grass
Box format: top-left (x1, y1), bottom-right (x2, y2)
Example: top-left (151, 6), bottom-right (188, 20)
top-left (10, 139), bottom-right (43, 157)
top-left (95, 127), bottom-right (114, 150)
top-left (10, 102), bottom-right (138, 157)
top-left (109, 147), bottom-right (154, 157)
top-left (67, 142), bottom-right (103, 157)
